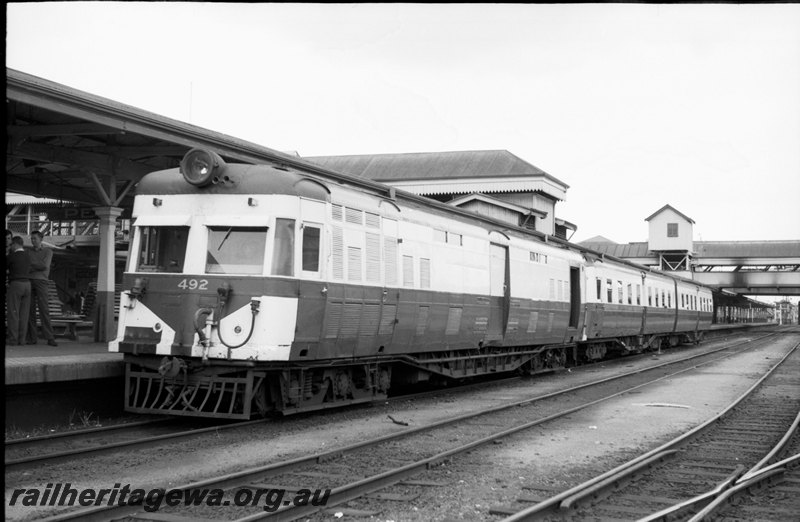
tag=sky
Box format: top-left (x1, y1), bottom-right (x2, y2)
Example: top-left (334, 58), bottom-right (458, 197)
top-left (6, 2), bottom-right (800, 246)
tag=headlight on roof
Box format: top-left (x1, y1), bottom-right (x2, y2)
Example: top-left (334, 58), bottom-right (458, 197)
top-left (180, 148), bottom-right (226, 187)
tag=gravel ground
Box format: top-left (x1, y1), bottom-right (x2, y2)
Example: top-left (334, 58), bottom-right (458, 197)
top-left (5, 331), bottom-right (796, 521)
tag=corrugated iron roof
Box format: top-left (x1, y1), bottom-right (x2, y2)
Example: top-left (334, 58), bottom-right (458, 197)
top-left (694, 241), bottom-right (800, 258)
top-left (5, 193), bottom-right (77, 205)
top-left (645, 204), bottom-right (695, 224)
top-left (580, 241), bottom-right (653, 258)
top-left (305, 150), bottom-right (569, 187)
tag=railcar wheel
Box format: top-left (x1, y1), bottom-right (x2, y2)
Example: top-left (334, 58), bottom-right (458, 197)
top-left (334, 371), bottom-right (352, 399)
top-left (378, 369), bottom-right (391, 393)
top-left (253, 380), bottom-right (270, 417)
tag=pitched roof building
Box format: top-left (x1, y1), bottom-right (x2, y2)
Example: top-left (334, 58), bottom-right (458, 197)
top-left (306, 150), bottom-right (576, 238)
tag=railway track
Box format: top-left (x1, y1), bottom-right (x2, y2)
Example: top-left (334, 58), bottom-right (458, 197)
top-left (4, 417), bottom-right (266, 472)
top-left (703, 450), bottom-right (800, 521)
top-left (3, 375), bottom-right (521, 473)
top-left (496, 339), bottom-right (800, 521)
top-left (27, 331), bottom-right (789, 521)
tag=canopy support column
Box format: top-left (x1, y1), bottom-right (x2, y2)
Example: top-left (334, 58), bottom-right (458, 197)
top-left (92, 206), bottom-right (124, 342)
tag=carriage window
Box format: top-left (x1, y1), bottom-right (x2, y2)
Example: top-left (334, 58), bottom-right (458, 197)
top-left (136, 226), bottom-right (189, 273)
top-left (302, 225), bottom-right (321, 272)
top-left (596, 278), bottom-right (602, 301)
top-left (206, 226), bottom-right (267, 275)
top-left (271, 219), bottom-right (296, 276)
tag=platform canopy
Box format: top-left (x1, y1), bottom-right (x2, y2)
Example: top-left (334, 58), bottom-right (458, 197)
top-left (6, 68), bottom-right (376, 207)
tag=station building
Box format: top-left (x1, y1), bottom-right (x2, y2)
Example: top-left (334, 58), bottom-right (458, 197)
top-left (774, 299), bottom-right (799, 325)
top-left (306, 150), bottom-right (577, 240)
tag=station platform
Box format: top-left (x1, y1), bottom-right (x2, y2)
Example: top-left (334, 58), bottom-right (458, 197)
top-left (5, 339), bottom-right (124, 386)
top-left (708, 322), bottom-right (776, 331)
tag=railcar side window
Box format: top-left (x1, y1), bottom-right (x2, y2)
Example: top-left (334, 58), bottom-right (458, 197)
top-left (271, 219), bottom-right (296, 276)
top-left (206, 226), bottom-right (267, 275)
top-left (606, 279), bottom-right (613, 303)
top-left (420, 258), bottom-right (431, 289)
top-left (596, 278), bottom-right (602, 301)
top-left (302, 225), bottom-right (321, 272)
top-left (136, 226), bottom-right (189, 273)
top-left (448, 232), bottom-right (463, 246)
top-left (403, 255), bottom-right (414, 287)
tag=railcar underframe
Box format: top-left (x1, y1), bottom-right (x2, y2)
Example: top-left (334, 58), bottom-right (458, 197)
top-left (122, 329), bottom-right (701, 419)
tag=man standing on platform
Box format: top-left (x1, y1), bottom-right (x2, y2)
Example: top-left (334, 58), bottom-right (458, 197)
top-left (27, 230), bottom-right (58, 346)
top-left (7, 236), bottom-right (32, 345)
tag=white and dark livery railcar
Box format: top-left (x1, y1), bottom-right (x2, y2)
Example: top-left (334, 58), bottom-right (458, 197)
top-left (111, 149), bottom-right (714, 418)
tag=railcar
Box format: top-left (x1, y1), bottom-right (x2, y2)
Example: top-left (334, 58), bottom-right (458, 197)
top-left (111, 148), bottom-right (715, 419)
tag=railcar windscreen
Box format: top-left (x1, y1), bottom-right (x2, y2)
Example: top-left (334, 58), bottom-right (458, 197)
top-left (136, 226), bottom-right (189, 273)
top-left (205, 226), bottom-right (268, 275)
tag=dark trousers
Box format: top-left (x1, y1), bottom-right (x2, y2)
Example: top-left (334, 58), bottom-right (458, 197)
top-left (28, 279), bottom-right (55, 343)
top-left (7, 280), bottom-right (31, 345)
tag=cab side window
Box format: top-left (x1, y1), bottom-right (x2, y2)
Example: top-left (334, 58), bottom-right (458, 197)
top-left (301, 225), bottom-right (321, 272)
top-left (272, 218), bottom-right (296, 276)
